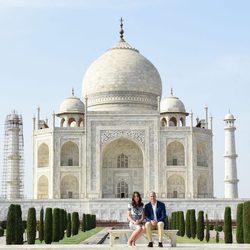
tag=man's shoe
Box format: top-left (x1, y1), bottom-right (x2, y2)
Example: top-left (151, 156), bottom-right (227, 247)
top-left (147, 242), bottom-right (153, 247)
top-left (158, 242), bottom-right (163, 247)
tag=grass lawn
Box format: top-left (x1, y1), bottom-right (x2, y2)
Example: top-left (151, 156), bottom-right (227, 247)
top-left (35, 227), bottom-right (103, 244)
top-left (176, 234), bottom-right (224, 244)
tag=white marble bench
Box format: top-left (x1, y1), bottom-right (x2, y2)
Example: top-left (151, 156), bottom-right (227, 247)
top-left (108, 229), bottom-right (178, 247)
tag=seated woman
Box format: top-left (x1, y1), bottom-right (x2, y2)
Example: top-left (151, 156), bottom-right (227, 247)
top-left (127, 191), bottom-right (145, 247)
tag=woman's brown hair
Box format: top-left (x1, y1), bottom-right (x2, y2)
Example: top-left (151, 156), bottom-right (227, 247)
top-left (131, 191), bottom-right (143, 207)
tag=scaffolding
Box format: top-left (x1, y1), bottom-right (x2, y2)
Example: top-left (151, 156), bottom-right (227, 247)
top-left (1, 111), bottom-right (24, 199)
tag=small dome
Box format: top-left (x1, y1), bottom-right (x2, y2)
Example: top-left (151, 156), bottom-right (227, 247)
top-left (224, 113), bottom-right (235, 120)
top-left (58, 95), bottom-right (84, 114)
top-left (82, 39), bottom-right (162, 111)
top-left (160, 95), bottom-right (186, 113)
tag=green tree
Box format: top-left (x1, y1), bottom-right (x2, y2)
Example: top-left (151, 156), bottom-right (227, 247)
top-left (6, 204), bottom-right (15, 245)
top-left (39, 207), bottom-right (44, 243)
top-left (15, 204), bottom-right (23, 244)
top-left (236, 203), bottom-right (244, 243)
top-left (52, 208), bottom-right (60, 242)
top-left (190, 209), bottom-right (196, 239)
top-left (72, 212), bottom-right (79, 235)
top-left (27, 207), bottom-right (37, 244)
top-left (205, 213), bottom-right (210, 242)
top-left (179, 211), bottom-right (185, 237)
top-left (44, 208), bottom-right (53, 244)
top-left (185, 210), bottom-right (191, 238)
top-left (224, 207), bottom-right (233, 243)
top-left (81, 213), bottom-right (86, 232)
top-left (243, 201), bottom-right (250, 243)
top-left (66, 213), bottom-right (72, 237)
top-left (197, 211), bottom-right (204, 241)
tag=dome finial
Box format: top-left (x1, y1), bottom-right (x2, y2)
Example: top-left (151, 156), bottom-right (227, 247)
top-left (72, 87), bottom-right (74, 96)
top-left (171, 88), bottom-right (173, 96)
top-left (119, 17), bottom-right (125, 41)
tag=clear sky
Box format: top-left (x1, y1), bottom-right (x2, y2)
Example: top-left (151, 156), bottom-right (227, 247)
top-left (0, 0), bottom-right (249, 198)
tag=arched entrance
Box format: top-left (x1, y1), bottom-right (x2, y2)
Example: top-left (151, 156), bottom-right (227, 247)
top-left (37, 175), bottom-right (48, 199)
top-left (102, 137), bottom-right (143, 198)
top-left (60, 175), bottom-right (79, 199)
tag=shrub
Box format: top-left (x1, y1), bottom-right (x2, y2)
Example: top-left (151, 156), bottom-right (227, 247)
top-left (44, 208), bottom-right (53, 244)
top-left (205, 213), bottom-right (210, 242)
top-left (27, 207), bottom-right (37, 244)
top-left (236, 203), bottom-right (244, 243)
top-left (243, 201), bottom-right (250, 243)
top-left (216, 230), bottom-right (219, 243)
top-left (39, 207), bottom-right (44, 243)
top-left (0, 221), bottom-right (6, 230)
top-left (59, 209), bottom-right (64, 240)
top-left (185, 210), bottom-right (191, 238)
top-left (81, 213), bottom-right (86, 232)
top-left (66, 213), bottom-right (71, 237)
top-left (209, 224), bottom-right (214, 230)
top-left (197, 211), bottom-right (204, 241)
top-left (224, 206), bottom-right (233, 243)
top-left (179, 211), bottom-right (185, 237)
top-left (72, 212), bottom-right (80, 235)
top-left (6, 204), bottom-right (16, 245)
top-left (0, 227), bottom-right (4, 237)
top-left (190, 209), bottom-right (196, 239)
top-left (52, 208), bottom-right (60, 242)
top-left (215, 224), bottom-right (223, 232)
top-left (15, 204), bottom-right (23, 244)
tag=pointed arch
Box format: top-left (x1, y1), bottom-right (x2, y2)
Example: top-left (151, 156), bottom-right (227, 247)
top-left (60, 175), bottom-right (79, 199)
top-left (37, 175), bottom-right (48, 199)
top-left (167, 141), bottom-right (185, 166)
top-left (38, 143), bottom-right (49, 167)
top-left (68, 118), bottom-right (77, 127)
top-left (161, 117), bottom-right (167, 127)
top-left (60, 141), bottom-right (79, 166)
top-left (169, 117), bottom-right (177, 126)
top-left (167, 174), bottom-right (185, 198)
top-left (102, 137), bottom-right (143, 198)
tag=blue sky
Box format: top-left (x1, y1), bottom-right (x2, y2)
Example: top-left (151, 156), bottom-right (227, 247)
top-left (0, 0), bottom-right (250, 198)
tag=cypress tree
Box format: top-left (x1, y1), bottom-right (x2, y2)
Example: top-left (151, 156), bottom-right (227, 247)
top-left (236, 203), bottom-right (244, 243)
top-left (216, 230), bottom-right (219, 243)
top-left (44, 208), bottom-right (53, 244)
top-left (243, 201), bottom-right (250, 243)
top-left (66, 213), bottom-right (72, 237)
top-left (197, 211), bottom-right (204, 241)
top-left (6, 204), bottom-right (15, 245)
top-left (52, 208), bottom-right (60, 242)
top-left (224, 206), bottom-right (233, 243)
top-left (82, 213), bottom-right (86, 232)
top-left (190, 209), bottom-right (196, 239)
top-left (64, 210), bottom-right (68, 232)
top-left (72, 212), bottom-right (79, 235)
top-left (185, 210), bottom-right (191, 238)
top-left (39, 207), bottom-right (44, 243)
top-left (205, 213), bottom-right (210, 242)
top-left (59, 209), bottom-right (64, 240)
top-left (27, 207), bottom-right (36, 244)
top-left (179, 211), bottom-right (185, 237)
top-left (15, 204), bottom-right (23, 244)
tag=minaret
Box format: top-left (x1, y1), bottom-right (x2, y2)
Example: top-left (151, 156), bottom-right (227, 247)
top-left (224, 112), bottom-right (238, 198)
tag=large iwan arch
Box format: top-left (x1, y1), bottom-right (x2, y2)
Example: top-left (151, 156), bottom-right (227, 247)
top-left (102, 137), bottom-right (143, 198)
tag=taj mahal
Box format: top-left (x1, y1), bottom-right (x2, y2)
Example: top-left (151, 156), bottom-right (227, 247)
top-left (0, 20), bottom-right (242, 221)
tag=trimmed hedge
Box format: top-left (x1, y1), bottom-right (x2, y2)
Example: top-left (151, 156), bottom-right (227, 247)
top-left (224, 206), bottom-right (233, 243)
top-left (27, 207), bottom-right (36, 244)
top-left (243, 201), bottom-right (250, 243)
top-left (197, 210), bottom-right (204, 241)
top-left (205, 213), bottom-right (210, 242)
top-left (52, 208), bottom-right (60, 242)
top-left (44, 208), bottom-right (53, 244)
top-left (72, 212), bottom-right (80, 235)
top-left (6, 204), bottom-right (16, 245)
top-left (82, 213), bottom-right (86, 232)
top-left (66, 213), bottom-right (72, 237)
top-left (179, 211), bottom-right (185, 237)
top-left (185, 210), bottom-right (191, 238)
top-left (190, 209), bottom-right (196, 239)
top-left (236, 203), bottom-right (244, 243)
top-left (15, 204), bottom-right (23, 244)
top-left (39, 207), bottom-right (44, 243)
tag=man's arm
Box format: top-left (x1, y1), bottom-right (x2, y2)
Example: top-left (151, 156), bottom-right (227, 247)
top-left (157, 202), bottom-right (167, 222)
top-left (144, 204), bottom-right (151, 222)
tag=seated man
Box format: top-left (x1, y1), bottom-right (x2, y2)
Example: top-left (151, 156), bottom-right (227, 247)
top-left (144, 191), bottom-right (167, 248)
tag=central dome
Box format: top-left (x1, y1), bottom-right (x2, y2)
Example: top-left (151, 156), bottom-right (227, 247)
top-left (82, 39), bottom-right (162, 111)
